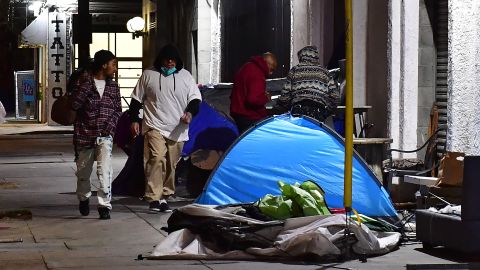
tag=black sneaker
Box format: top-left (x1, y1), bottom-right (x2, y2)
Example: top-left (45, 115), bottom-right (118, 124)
top-left (149, 201), bottom-right (161, 212)
top-left (79, 198), bottom-right (90, 216)
top-left (149, 200), bottom-right (172, 213)
top-left (98, 207), bottom-right (111, 220)
top-left (159, 201), bottom-right (172, 212)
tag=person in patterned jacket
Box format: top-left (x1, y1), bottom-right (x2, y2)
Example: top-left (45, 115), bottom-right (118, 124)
top-left (275, 45), bottom-right (339, 122)
top-left (71, 50), bottom-right (122, 220)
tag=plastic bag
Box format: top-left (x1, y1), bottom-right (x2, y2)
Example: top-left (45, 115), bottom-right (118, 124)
top-left (258, 180), bottom-right (331, 220)
top-left (257, 194), bottom-right (293, 220)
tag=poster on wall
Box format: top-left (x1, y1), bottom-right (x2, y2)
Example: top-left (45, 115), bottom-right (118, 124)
top-left (23, 79), bottom-right (35, 102)
top-left (14, 70), bottom-right (36, 119)
top-left (47, 12), bottom-right (67, 125)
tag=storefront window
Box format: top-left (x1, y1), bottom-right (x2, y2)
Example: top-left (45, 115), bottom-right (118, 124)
top-left (90, 33), bottom-right (109, 56)
top-left (74, 33), bottom-right (143, 111)
top-left (115, 33), bottom-right (143, 58)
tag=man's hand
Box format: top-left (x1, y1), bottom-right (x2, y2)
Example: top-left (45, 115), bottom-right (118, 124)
top-left (180, 112), bottom-right (192, 124)
top-left (130, 122), bottom-right (140, 138)
top-left (266, 91), bottom-right (272, 101)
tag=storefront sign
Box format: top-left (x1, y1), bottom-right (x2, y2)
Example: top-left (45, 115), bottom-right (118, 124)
top-left (48, 12), bottom-right (67, 125)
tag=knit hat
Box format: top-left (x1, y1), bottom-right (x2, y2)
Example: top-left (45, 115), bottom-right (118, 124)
top-left (297, 46), bottom-right (320, 64)
top-left (93, 50), bottom-right (116, 67)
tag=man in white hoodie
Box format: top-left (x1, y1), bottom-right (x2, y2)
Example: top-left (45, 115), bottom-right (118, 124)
top-left (129, 44), bottom-right (202, 212)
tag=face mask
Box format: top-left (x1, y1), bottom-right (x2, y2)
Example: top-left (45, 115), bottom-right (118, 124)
top-left (161, 67), bottom-right (177, 76)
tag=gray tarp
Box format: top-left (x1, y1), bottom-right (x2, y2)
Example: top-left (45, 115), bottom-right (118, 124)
top-left (149, 204), bottom-right (400, 260)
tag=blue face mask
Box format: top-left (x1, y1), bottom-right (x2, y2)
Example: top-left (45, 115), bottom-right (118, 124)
top-left (161, 67), bottom-right (177, 76)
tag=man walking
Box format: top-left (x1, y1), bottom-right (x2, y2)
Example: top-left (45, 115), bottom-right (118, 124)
top-left (129, 44), bottom-right (202, 212)
top-left (72, 50), bottom-right (122, 220)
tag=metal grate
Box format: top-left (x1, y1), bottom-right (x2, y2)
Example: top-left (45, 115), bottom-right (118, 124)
top-left (434, 0), bottom-right (448, 159)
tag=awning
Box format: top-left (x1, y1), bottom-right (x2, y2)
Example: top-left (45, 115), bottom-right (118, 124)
top-left (18, 11), bottom-right (48, 48)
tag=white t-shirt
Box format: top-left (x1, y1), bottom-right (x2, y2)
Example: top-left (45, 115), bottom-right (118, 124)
top-left (130, 68), bottom-right (202, 142)
top-left (94, 78), bottom-right (106, 98)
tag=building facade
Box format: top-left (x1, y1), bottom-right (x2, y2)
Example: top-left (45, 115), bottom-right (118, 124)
top-left (11, 0), bottom-right (480, 160)
top-left (155, 0), bottom-right (473, 159)
top-left (16, 0), bottom-right (142, 124)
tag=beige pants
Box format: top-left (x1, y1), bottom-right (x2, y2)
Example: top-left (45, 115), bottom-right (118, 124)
top-left (143, 129), bottom-right (184, 202)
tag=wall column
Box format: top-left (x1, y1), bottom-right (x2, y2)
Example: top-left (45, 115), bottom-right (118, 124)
top-left (447, 0), bottom-right (480, 155)
top-left (291, 0), bottom-right (309, 66)
top-left (388, 0), bottom-right (419, 158)
top-left (352, 0), bottom-right (367, 106)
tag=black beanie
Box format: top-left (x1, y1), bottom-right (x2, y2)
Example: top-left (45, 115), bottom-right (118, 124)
top-left (92, 50), bottom-right (116, 70)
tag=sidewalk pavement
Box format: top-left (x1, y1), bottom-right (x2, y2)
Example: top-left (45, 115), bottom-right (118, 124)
top-left (0, 122), bottom-right (73, 136)
top-left (0, 130), bottom-right (470, 269)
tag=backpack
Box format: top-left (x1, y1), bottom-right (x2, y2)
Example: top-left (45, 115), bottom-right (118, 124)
top-left (51, 68), bottom-right (90, 125)
top-left (51, 93), bottom-right (76, 125)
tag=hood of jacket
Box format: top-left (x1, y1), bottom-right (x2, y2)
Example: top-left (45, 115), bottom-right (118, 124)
top-left (249, 56), bottom-right (269, 76)
top-left (297, 46), bottom-right (320, 65)
top-left (153, 44), bottom-right (184, 73)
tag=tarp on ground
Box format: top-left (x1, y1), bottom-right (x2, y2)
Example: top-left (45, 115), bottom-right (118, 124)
top-left (196, 114), bottom-right (397, 220)
top-left (148, 204), bottom-right (401, 260)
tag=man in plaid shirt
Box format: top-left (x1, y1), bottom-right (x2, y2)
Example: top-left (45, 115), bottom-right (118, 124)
top-left (72, 50), bottom-right (122, 220)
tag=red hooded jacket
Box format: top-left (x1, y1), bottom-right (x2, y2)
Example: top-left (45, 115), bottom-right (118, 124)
top-left (230, 56), bottom-right (269, 121)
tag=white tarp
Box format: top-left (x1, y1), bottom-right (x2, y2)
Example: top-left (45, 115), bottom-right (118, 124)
top-left (19, 11), bottom-right (48, 47)
top-left (149, 204), bottom-right (401, 260)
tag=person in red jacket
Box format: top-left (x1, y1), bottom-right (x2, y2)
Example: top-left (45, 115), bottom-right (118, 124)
top-left (230, 52), bottom-right (277, 133)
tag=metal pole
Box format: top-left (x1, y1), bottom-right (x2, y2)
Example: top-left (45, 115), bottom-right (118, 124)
top-left (78, 0), bottom-right (90, 68)
top-left (344, 0), bottom-right (353, 211)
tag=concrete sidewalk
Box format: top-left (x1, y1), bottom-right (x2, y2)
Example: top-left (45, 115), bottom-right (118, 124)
top-left (0, 134), bottom-right (471, 269)
top-left (0, 122), bottom-right (73, 136)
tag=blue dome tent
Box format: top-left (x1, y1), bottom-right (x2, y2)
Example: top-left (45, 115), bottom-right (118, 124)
top-left (196, 114), bottom-right (397, 220)
top-left (182, 102), bottom-right (239, 157)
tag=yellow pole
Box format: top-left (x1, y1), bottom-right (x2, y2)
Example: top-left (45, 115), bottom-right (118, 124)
top-left (344, 0), bottom-right (353, 211)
